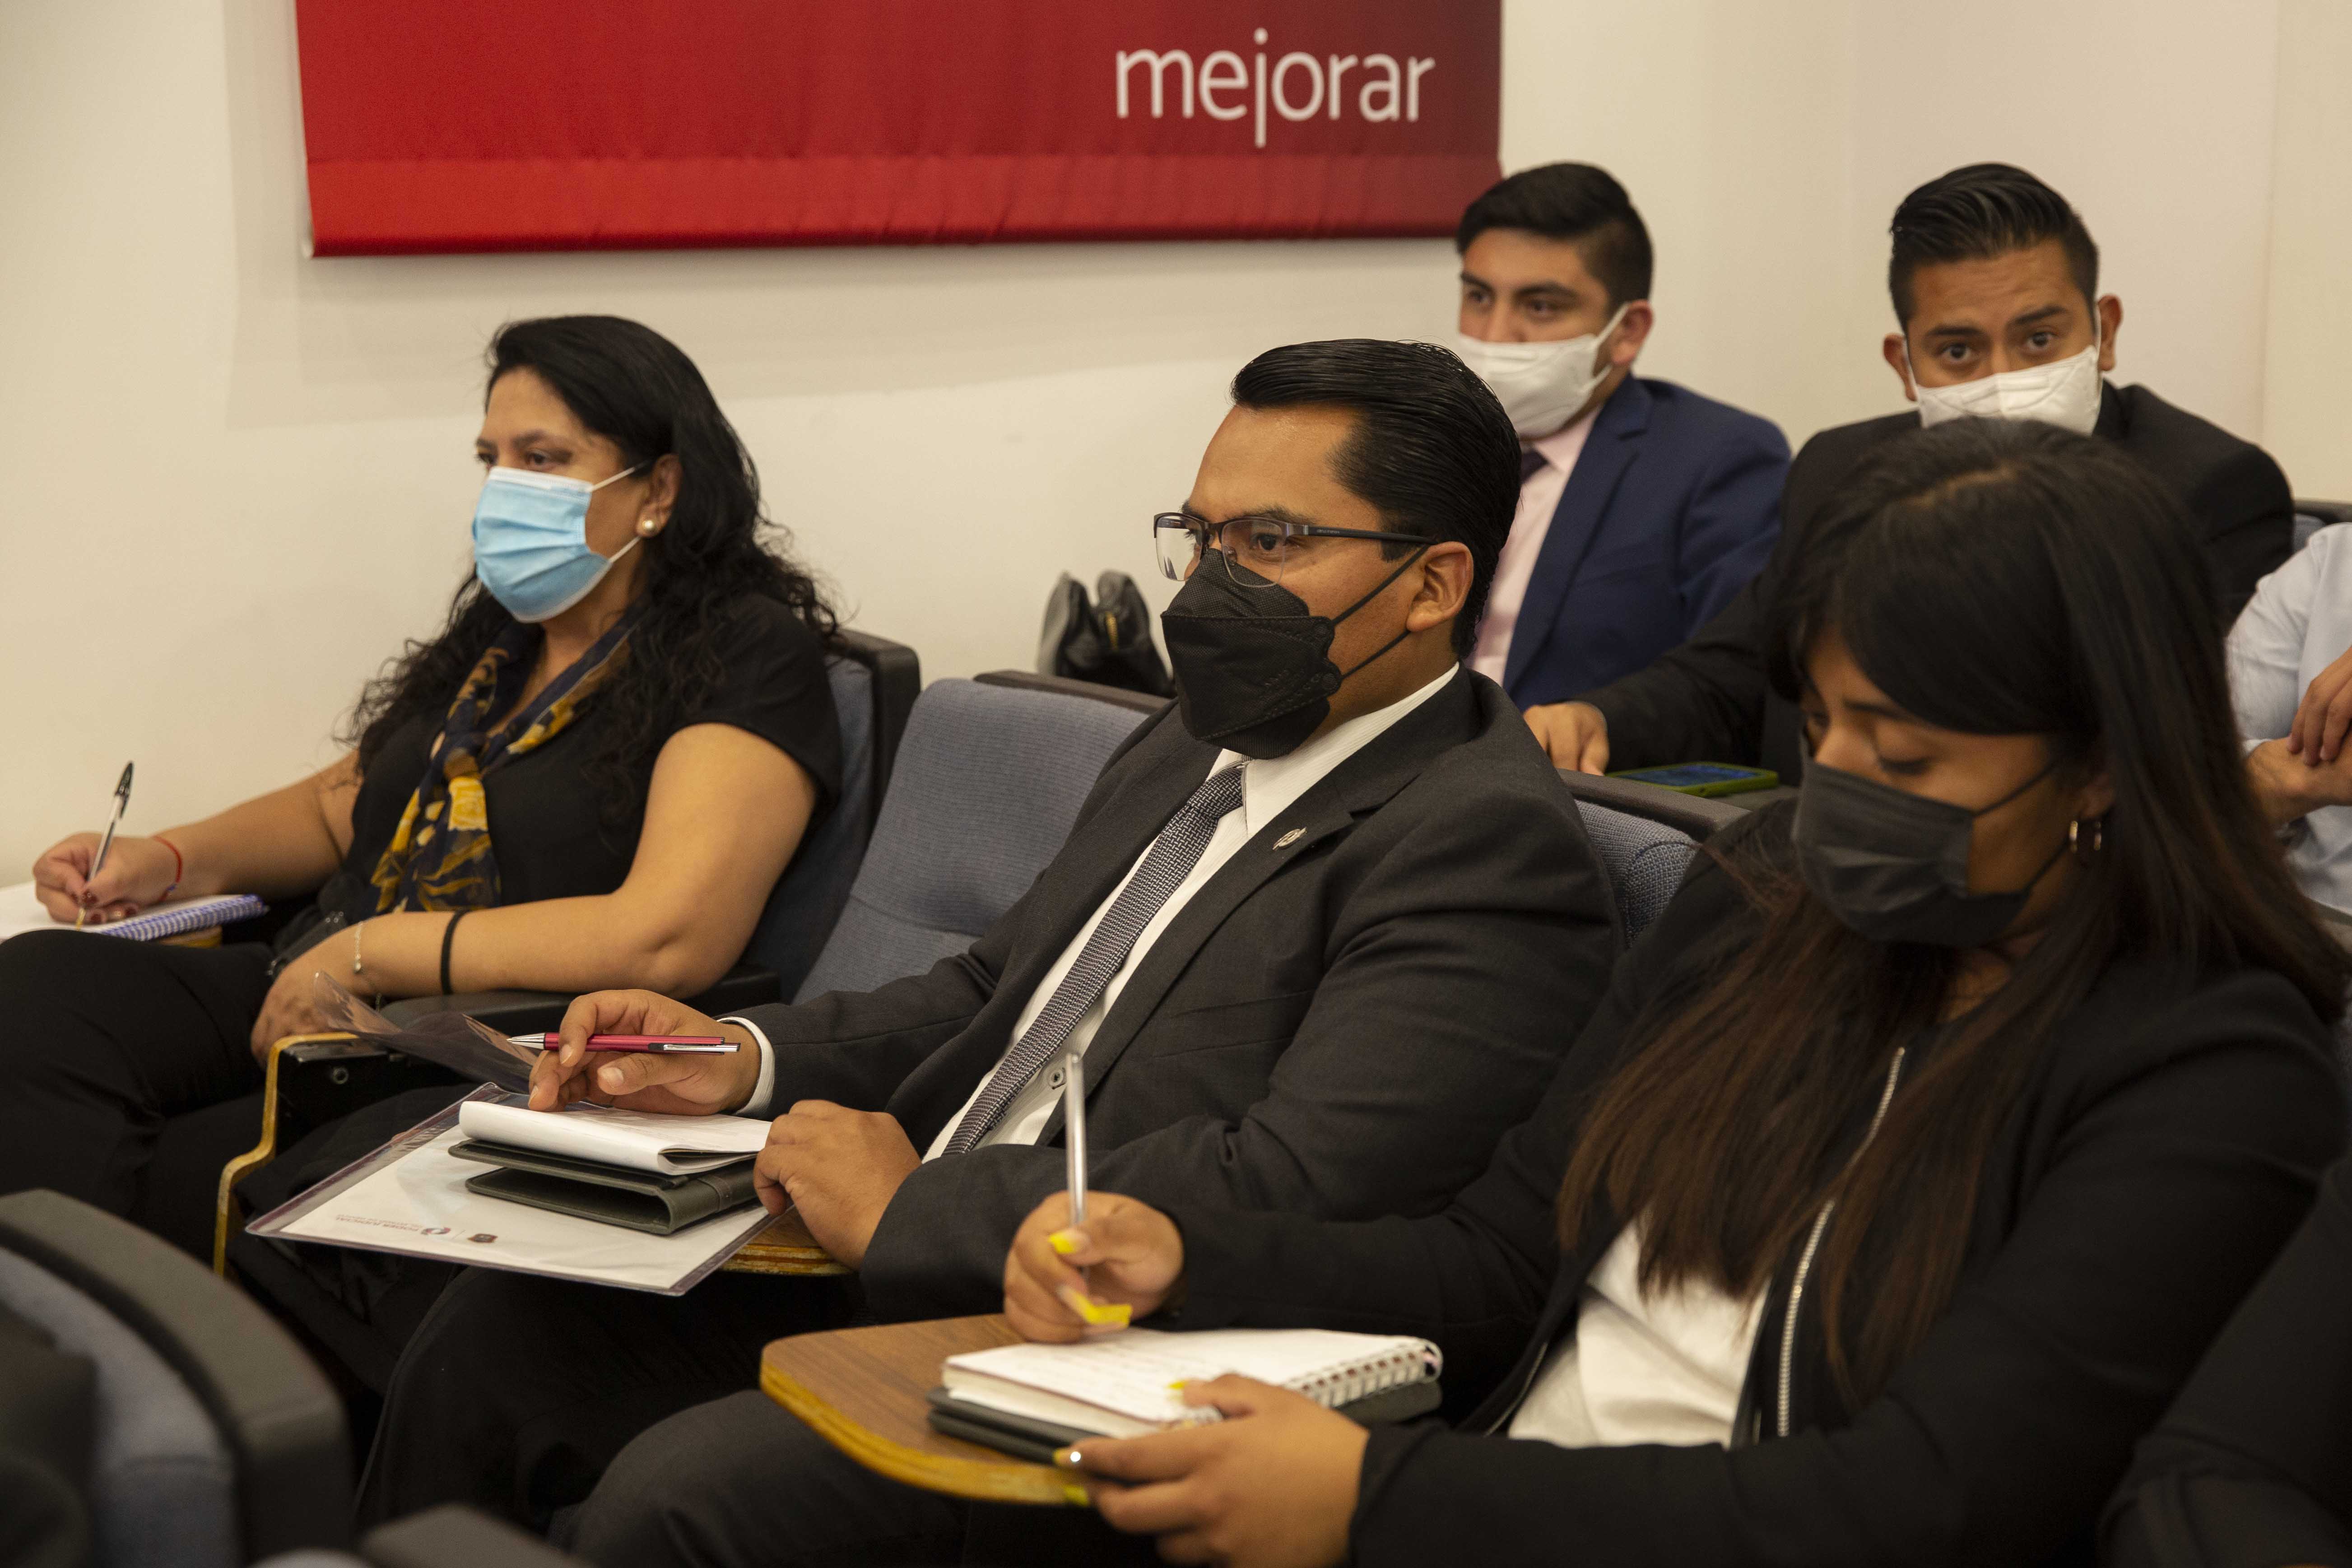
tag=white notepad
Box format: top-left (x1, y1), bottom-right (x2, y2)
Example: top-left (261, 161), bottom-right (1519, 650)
top-left (458, 1097), bottom-right (772, 1176)
top-left (0, 881), bottom-right (266, 944)
top-left (941, 1328), bottom-right (1442, 1438)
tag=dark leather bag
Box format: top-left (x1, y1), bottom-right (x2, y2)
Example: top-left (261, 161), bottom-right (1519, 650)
top-left (1037, 571), bottom-right (1172, 698)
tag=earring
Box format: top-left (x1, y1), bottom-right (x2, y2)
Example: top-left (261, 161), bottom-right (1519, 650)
top-left (637, 515), bottom-right (660, 538)
top-left (2068, 816), bottom-right (2106, 863)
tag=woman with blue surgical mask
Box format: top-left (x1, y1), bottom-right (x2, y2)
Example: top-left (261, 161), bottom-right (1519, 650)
top-left (0, 316), bottom-right (848, 1271)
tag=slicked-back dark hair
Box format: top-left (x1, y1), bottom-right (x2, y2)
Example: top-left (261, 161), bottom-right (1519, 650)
top-left (1455, 162), bottom-right (1653, 310)
top-left (1889, 163), bottom-right (2100, 325)
top-left (1559, 419), bottom-right (2347, 1413)
top-left (348, 316), bottom-right (838, 829)
top-left (1230, 340), bottom-right (1519, 658)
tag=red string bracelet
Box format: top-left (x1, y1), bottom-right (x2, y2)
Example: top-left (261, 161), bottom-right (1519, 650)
top-left (154, 835), bottom-right (184, 899)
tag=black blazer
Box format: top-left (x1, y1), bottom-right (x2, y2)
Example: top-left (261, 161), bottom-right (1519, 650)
top-left (2104, 1156), bottom-right (2352, 1568)
top-left (1160, 807), bottom-right (2343, 1568)
top-left (736, 670), bottom-right (1620, 1320)
top-left (1580, 383), bottom-right (2297, 780)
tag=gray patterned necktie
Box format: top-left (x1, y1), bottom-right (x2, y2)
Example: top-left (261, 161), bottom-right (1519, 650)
top-left (941, 763), bottom-right (1248, 1155)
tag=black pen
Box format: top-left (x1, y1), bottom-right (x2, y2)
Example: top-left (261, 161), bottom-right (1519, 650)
top-left (77, 763), bottom-right (134, 931)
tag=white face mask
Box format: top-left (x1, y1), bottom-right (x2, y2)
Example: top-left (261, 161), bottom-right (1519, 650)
top-left (1455, 303), bottom-right (1631, 439)
top-left (1909, 324), bottom-right (2105, 437)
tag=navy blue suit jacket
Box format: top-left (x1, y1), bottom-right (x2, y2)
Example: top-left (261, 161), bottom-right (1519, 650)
top-left (1498, 375), bottom-right (1789, 708)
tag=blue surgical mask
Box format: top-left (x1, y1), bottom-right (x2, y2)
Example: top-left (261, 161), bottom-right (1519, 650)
top-left (471, 464), bottom-right (645, 623)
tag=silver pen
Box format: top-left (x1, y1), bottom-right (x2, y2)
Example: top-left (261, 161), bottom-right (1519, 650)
top-left (76, 762), bottom-right (134, 931)
top-left (1063, 1043), bottom-right (1089, 1231)
top-left (1060, 1045), bottom-right (1130, 1328)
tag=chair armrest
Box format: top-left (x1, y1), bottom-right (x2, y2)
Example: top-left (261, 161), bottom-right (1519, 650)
top-left (1557, 771), bottom-right (1748, 840)
top-left (0, 1190), bottom-right (353, 1558)
top-left (214, 1035), bottom-right (465, 1276)
top-left (381, 963), bottom-right (783, 1037)
top-left (381, 992), bottom-right (572, 1035)
top-left (361, 1504), bottom-right (586, 1568)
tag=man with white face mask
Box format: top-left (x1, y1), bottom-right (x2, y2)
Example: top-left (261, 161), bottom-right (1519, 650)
top-left (1450, 164), bottom-right (1789, 744)
top-left (1543, 162), bottom-right (2295, 780)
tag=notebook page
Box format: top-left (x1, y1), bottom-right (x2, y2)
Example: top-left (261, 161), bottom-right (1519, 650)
top-left (459, 1097), bottom-right (770, 1175)
top-left (0, 882), bottom-right (265, 944)
top-left (944, 1328), bottom-right (1441, 1427)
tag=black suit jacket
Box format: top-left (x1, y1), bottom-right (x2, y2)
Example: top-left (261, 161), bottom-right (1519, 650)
top-left (1580, 383), bottom-right (2296, 780)
top-left (735, 670), bottom-right (1620, 1319)
top-left (2103, 1156), bottom-right (2352, 1568)
top-left (1163, 806), bottom-right (2342, 1568)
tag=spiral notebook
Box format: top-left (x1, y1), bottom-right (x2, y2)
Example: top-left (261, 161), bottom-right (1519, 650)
top-left (937, 1328), bottom-right (1442, 1439)
top-left (0, 882), bottom-right (267, 944)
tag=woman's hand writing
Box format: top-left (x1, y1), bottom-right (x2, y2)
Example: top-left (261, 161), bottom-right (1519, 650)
top-left (1061, 1377), bottom-right (1365, 1568)
top-left (30, 833), bottom-right (181, 925)
top-left (525, 989), bottom-right (761, 1114)
top-left (1004, 1191), bottom-right (1186, 1342)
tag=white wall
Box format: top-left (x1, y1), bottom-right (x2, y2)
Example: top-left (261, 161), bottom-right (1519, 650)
top-left (2264, 0), bottom-right (2352, 500)
top-left (0, 0), bottom-right (2327, 875)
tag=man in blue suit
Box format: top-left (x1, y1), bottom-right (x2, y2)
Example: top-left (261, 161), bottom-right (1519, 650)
top-left (1451, 164), bottom-right (1790, 768)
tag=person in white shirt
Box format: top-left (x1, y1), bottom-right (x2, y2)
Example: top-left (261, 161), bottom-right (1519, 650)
top-left (1449, 163), bottom-right (1789, 764)
top-left (352, 339), bottom-right (1622, 1545)
top-left (2231, 524), bottom-right (2352, 915)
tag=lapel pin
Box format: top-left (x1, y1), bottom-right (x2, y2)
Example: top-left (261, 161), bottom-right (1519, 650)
top-left (1273, 828), bottom-right (1305, 849)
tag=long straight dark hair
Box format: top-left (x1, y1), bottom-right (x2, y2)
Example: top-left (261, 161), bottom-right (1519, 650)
top-left (1557, 419), bottom-right (2349, 1406)
top-left (347, 316), bottom-right (838, 822)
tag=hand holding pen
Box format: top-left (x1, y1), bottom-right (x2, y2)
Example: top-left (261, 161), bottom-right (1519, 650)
top-left (28, 765), bottom-right (184, 927)
top-left (75, 763), bottom-right (135, 930)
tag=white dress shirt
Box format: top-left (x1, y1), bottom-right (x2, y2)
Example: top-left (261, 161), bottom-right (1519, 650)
top-left (729, 665), bottom-right (1460, 1127)
top-left (2228, 523), bottom-right (2352, 913)
top-left (1507, 1223), bottom-right (1762, 1450)
top-left (1469, 408), bottom-right (1601, 683)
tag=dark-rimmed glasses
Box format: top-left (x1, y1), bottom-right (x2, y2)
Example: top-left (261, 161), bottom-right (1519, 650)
top-left (1152, 511), bottom-right (1425, 587)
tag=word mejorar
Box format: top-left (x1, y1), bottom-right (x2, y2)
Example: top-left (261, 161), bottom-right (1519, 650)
top-left (1116, 30), bottom-right (1437, 149)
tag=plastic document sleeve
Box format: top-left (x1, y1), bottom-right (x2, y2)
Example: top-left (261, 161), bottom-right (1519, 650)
top-left (243, 1085), bottom-right (774, 1295)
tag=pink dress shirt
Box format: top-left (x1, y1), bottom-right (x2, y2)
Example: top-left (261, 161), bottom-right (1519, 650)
top-left (1470, 409), bottom-right (1601, 683)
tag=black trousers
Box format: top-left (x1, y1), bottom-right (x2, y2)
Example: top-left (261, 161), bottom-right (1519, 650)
top-left (0, 931), bottom-right (271, 1218)
top-left (357, 1263), bottom-right (862, 1532)
top-left (567, 1388), bottom-right (1156, 1568)
top-left (364, 1264), bottom-right (1157, 1567)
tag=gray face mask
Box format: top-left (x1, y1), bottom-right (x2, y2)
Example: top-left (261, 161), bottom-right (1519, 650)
top-left (1792, 760), bottom-right (2068, 947)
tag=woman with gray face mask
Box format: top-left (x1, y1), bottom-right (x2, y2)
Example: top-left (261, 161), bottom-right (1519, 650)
top-left (995, 418), bottom-right (2349, 1568)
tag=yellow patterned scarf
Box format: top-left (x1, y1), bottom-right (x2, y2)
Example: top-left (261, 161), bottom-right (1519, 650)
top-left (368, 608), bottom-right (641, 913)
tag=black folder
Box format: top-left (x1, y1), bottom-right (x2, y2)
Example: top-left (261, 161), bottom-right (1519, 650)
top-left (451, 1139), bottom-right (758, 1236)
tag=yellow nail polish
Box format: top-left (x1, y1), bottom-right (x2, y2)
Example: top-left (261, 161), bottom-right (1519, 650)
top-left (1047, 1229), bottom-right (1080, 1256)
top-left (1057, 1285), bottom-right (1132, 1327)
top-left (1054, 1446), bottom-right (1081, 1468)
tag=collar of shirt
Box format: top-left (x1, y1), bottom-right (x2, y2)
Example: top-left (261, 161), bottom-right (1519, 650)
top-left (1211, 663), bottom-right (1460, 836)
top-left (1529, 399), bottom-right (1602, 472)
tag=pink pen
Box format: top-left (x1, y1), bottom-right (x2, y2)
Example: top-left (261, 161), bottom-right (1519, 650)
top-left (515, 1033), bottom-right (737, 1053)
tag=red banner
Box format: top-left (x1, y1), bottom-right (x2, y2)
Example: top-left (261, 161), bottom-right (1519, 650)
top-left (293, 1), bottom-right (1501, 257)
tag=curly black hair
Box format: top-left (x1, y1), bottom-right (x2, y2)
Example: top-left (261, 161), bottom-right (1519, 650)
top-left (344, 316), bottom-right (839, 825)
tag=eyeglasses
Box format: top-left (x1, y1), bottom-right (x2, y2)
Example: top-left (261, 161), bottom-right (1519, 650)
top-left (1151, 512), bottom-right (1427, 587)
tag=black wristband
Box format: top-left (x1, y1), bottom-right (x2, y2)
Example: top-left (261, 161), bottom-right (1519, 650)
top-left (439, 910), bottom-right (470, 996)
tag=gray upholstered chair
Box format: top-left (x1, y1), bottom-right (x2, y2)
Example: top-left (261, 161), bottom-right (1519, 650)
top-left (0, 1190), bottom-right (349, 1568)
top-left (2293, 498), bottom-right (2352, 553)
top-left (790, 675), bottom-right (1158, 999)
top-left (1556, 772), bottom-right (1746, 945)
top-left (255, 1504), bottom-right (586, 1568)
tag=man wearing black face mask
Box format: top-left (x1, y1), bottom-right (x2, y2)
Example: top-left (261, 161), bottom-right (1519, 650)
top-left (353, 340), bottom-right (1622, 1545)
